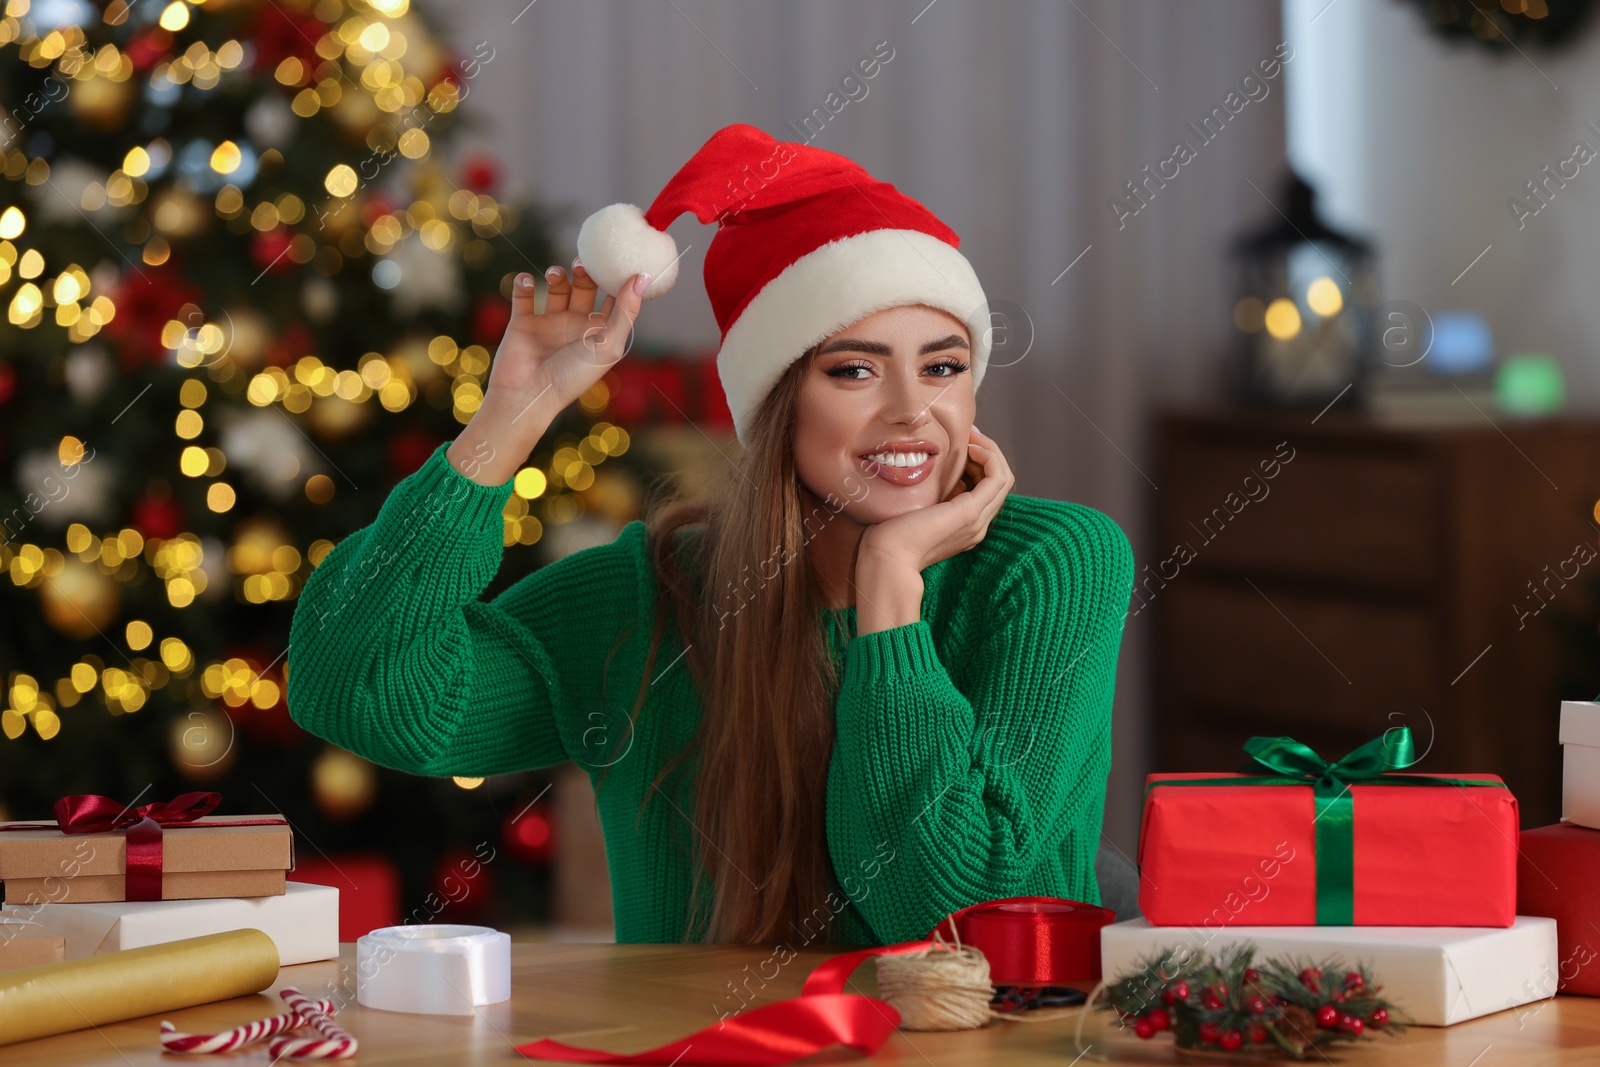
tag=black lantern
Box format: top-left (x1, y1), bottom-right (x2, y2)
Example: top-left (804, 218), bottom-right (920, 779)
top-left (1230, 171), bottom-right (1379, 408)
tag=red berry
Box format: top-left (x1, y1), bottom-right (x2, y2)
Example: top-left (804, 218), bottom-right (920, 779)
top-left (1247, 1022), bottom-right (1268, 1043)
top-left (1147, 1008), bottom-right (1171, 1032)
top-left (1134, 1017), bottom-right (1156, 1039)
top-left (1217, 981), bottom-right (1229, 997)
top-left (1199, 1021), bottom-right (1219, 1043)
top-left (1247, 996), bottom-right (1267, 1015)
top-left (1219, 1029), bottom-right (1244, 1052)
top-left (1202, 991), bottom-right (1222, 1010)
top-left (1300, 967), bottom-right (1323, 991)
top-left (1343, 971), bottom-right (1364, 989)
top-left (1171, 980), bottom-right (1189, 1001)
top-left (1332, 991), bottom-right (1345, 1002)
top-left (1369, 1008), bottom-right (1389, 1030)
top-left (1316, 1005), bottom-right (1338, 1028)
top-left (1244, 967), bottom-right (1261, 982)
top-left (1341, 1014), bottom-right (1365, 1036)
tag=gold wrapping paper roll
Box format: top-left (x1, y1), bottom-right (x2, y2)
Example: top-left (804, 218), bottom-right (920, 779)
top-left (0, 927), bottom-right (280, 1047)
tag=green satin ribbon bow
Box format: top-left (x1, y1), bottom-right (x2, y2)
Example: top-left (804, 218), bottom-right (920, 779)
top-left (1144, 728), bottom-right (1508, 925)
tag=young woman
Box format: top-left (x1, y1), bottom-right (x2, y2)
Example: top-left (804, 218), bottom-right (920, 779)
top-left (287, 124), bottom-right (1135, 948)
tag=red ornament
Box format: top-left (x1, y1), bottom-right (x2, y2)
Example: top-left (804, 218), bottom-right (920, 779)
top-left (248, 5), bottom-right (329, 73)
top-left (1315, 1004), bottom-right (1338, 1029)
top-left (1299, 967), bottom-right (1323, 993)
top-left (428, 845), bottom-right (497, 923)
top-left (470, 292), bottom-right (511, 348)
top-left (1145, 1008), bottom-right (1170, 1032)
top-left (1247, 1021), bottom-right (1268, 1043)
top-left (1218, 1029), bottom-right (1243, 1052)
top-left (1133, 1017), bottom-right (1155, 1040)
top-left (1340, 1014), bottom-right (1364, 1036)
top-left (1198, 1021), bottom-right (1219, 1044)
top-left (1201, 989), bottom-right (1223, 1010)
top-left (133, 488), bottom-right (184, 541)
top-left (501, 798), bottom-right (555, 864)
top-left (102, 260), bottom-right (205, 372)
top-left (387, 429), bottom-right (444, 479)
top-left (1369, 1007), bottom-right (1389, 1029)
top-left (1343, 970), bottom-right (1364, 988)
top-left (1244, 967), bottom-right (1261, 982)
top-left (1246, 996), bottom-right (1266, 1015)
top-left (461, 154), bottom-right (501, 194)
top-left (125, 28), bottom-right (173, 72)
top-left (1170, 979), bottom-right (1189, 1001)
top-left (250, 229), bottom-right (296, 275)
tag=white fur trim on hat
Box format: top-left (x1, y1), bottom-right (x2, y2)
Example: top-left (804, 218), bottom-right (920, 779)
top-left (574, 203), bottom-right (681, 301)
top-left (717, 229), bottom-right (990, 447)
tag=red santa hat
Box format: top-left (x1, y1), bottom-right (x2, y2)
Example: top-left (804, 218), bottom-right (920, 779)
top-left (574, 123), bottom-right (990, 446)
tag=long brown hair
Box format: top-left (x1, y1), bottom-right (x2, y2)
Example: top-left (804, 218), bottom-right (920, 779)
top-left (592, 343), bottom-right (860, 944)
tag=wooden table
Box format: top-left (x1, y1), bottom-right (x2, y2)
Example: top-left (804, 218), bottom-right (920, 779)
top-left (8, 941), bottom-right (1600, 1064)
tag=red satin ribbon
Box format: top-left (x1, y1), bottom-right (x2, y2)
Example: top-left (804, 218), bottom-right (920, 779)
top-left (513, 895), bottom-right (1113, 1065)
top-left (931, 895), bottom-right (1115, 984)
top-left (0, 792), bottom-right (289, 902)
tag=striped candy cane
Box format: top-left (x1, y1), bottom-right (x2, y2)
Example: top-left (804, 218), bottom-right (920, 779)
top-left (269, 986), bottom-right (360, 1060)
top-left (158, 998), bottom-right (337, 1053)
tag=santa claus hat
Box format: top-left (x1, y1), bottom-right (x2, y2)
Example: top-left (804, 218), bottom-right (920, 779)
top-left (574, 123), bottom-right (990, 446)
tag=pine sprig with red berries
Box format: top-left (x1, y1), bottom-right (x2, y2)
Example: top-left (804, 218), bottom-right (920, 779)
top-left (1095, 943), bottom-right (1410, 1058)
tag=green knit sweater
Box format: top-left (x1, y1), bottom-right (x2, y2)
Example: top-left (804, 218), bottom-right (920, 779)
top-left (287, 441), bottom-right (1135, 946)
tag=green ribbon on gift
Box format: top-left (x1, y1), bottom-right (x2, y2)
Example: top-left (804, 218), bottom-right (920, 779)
top-left (1142, 728), bottom-right (1509, 925)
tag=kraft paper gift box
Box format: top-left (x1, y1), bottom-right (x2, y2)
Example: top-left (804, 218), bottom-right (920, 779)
top-left (0, 880), bottom-right (338, 966)
top-left (0, 811), bottom-right (294, 905)
top-left (1101, 916), bottom-right (1559, 1027)
top-left (0, 917), bottom-right (64, 972)
top-left (1516, 821), bottom-right (1600, 996)
top-left (1560, 700), bottom-right (1600, 830)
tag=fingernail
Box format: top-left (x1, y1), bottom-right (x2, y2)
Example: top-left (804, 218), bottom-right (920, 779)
top-left (633, 272), bottom-right (651, 295)
top-left (572, 255), bottom-right (583, 269)
top-left (545, 265), bottom-right (562, 279)
top-left (518, 274), bottom-right (534, 289)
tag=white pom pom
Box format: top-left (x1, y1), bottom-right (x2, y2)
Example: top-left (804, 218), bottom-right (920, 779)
top-left (574, 203), bottom-right (680, 301)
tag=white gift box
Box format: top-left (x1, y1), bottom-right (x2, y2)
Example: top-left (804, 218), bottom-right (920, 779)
top-left (0, 880), bottom-right (338, 966)
top-left (1561, 700), bottom-right (1600, 829)
top-left (1101, 916), bottom-right (1558, 1027)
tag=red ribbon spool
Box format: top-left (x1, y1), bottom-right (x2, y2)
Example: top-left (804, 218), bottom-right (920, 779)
top-left (931, 895), bottom-right (1116, 984)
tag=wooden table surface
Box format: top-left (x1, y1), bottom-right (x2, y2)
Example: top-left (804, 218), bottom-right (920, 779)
top-left (7, 941), bottom-right (1600, 1064)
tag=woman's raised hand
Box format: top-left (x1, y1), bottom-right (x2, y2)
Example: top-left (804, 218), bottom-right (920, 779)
top-left (447, 261), bottom-right (648, 486)
top-left (485, 261), bottom-right (650, 427)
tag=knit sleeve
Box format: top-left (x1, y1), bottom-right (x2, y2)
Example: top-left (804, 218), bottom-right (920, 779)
top-left (286, 440), bottom-right (641, 779)
top-left (824, 506), bottom-right (1135, 945)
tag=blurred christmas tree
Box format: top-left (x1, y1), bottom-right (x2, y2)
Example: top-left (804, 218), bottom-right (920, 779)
top-left (0, 0), bottom-right (717, 927)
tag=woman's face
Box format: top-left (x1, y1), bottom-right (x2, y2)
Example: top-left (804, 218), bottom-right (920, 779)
top-left (792, 303), bottom-right (976, 524)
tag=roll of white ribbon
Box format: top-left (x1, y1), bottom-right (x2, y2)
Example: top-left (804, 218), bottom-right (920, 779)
top-left (355, 924), bottom-right (511, 1016)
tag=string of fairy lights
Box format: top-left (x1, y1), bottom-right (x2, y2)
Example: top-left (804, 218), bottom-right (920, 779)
top-left (0, 0), bottom-right (636, 793)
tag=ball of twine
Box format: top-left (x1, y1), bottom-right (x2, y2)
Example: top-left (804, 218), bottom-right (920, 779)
top-left (874, 940), bottom-right (995, 1031)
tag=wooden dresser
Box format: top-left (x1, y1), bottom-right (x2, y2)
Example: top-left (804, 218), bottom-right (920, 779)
top-left (1150, 406), bottom-right (1600, 828)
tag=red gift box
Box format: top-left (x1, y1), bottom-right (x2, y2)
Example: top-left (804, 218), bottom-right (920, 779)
top-left (1136, 732), bottom-right (1518, 928)
top-left (1517, 822), bottom-right (1600, 996)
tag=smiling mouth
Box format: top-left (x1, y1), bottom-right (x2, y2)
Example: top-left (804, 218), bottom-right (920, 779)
top-left (857, 450), bottom-right (937, 485)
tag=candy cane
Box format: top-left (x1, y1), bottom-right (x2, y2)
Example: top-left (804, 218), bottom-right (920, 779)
top-left (158, 998), bottom-right (337, 1053)
top-left (269, 986), bottom-right (360, 1060)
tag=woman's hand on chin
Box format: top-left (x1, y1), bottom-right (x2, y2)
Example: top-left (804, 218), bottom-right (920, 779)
top-left (857, 426), bottom-right (1014, 576)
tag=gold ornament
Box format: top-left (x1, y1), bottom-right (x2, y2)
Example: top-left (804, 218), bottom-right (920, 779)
top-left (169, 707), bottom-right (238, 781)
top-left (68, 78), bottom-right (135, 131)
top-left (312, 745), bottom-right (378, 821)
top-left (39, 559), bottom-right (120, 640)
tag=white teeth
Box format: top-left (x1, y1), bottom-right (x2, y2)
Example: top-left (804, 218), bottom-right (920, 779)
top-left (864, 451), bottom-right (929, 467)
